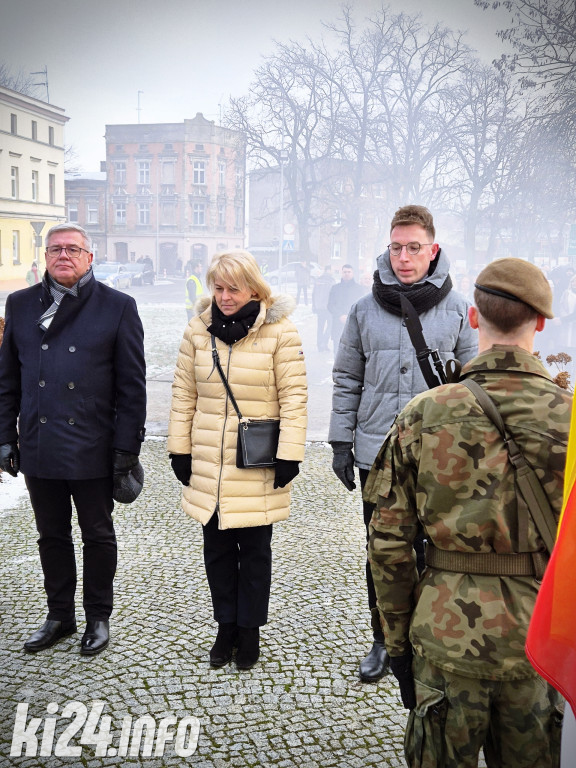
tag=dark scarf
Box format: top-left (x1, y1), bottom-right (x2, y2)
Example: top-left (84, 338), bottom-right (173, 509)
top-left (207, 300), bottom-right (261, 344)
top-left (372, 268), bottom-right (453, 317)
top-left (37, 267), bottom-right (93, 331)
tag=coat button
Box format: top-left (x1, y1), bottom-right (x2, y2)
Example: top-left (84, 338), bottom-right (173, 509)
top-left (68, 382), bottom-right (75, 389)
top-left (39, 380), bottom-right (45, 387)
top-left (41, 343), bottom-right (49, 350)
top-left (69, 346), bottom-right (76, 353)
top-left (68, 418), bottom-right (75, 425)
top-left (400, 366), bottom-right (408, 374)
top-left (40, 416), bottom-right (47, 423)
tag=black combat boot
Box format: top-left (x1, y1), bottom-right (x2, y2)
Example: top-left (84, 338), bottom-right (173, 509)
top-left (359, 608), bottom-right (390, 682)
top-left (236, 627), bottom-right (260, 670)
top-left (210, 623), bottom-right (238, 667)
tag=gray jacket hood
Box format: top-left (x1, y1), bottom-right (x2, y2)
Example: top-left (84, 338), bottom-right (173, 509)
top-left (376, 246), bottom-right (451, 289)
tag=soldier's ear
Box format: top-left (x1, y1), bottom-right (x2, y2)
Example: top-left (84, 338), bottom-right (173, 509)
top-left (468, 306), bottom-right (479, 330)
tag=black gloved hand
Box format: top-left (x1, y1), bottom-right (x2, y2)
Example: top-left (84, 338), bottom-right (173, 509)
top-left (389, 653), bottom-right (416, 710)
top-left (331, 441), bottom-right (356, 491)
top-left (170, 453), bottom-right (192, 486)
top-left (113, 450), bottom-right (139, 475)
top-left (0, 442), bottom-right (20, 477)
top-left (273, 459), bottom-right (300, 489)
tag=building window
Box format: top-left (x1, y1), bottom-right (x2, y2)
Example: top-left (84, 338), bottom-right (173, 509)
top-left (193, 161), bottom-right (205, 185)
top-left (11, 167), bottom-right (19, 199)
top-left (138, 161), bottom-right (150, 185)
top-left (12, 231), bottom-right (20, 264)
top-left (10, 114), bottom-right (17, 134)
top-left (218, 203), bottom-right (225, 228)
top-left (138, 202), bottom-right (150, 225)
top-left (218, 161), bottom-right (226, 187)
top-left (31, 121), bottom-right (37, 141)
top-left (161, 202), bottom-right (176, 225)
top-left (115, 202), bottom-right (126, 225)
top-left (87, 201), bottom-right (99, 224)
top-left (193, 203), bottom-right (205, 227)
top-left (31, 170), bottom-right (39, 201)
top-left (235, 168), bottom-right (243, 189)
top-left (333, 241), bottom-right (341, 260)
top-left (162, 161), bottom-right (175, 184)
top-left (48, 126), bottom-right (55, 146)
top-left (333, 210), bottom-right (342, 227)
top-left (114, 162), bottom-right (126, 184)
top-left (49, 174), bottom-right (56, 204)
top-left (68, 202), bottom-right (79, 222)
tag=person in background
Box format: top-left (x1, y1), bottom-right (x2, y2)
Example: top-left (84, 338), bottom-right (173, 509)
top-left (329, 205), bottom-right (477, 684)
top-left (366, 258), bottom-right (570, 767)
top-left (295, 259), bottom-right (311, 305)
top-left (25, 261), bottom-right (40, 286)
top-left (312, 265), bottom-right (335, 351)
top-left (185, 262), bottom-right (204, 321)
top-left (327, 264), bottom-right (365, 349)
top-left (0, 223), bottom-right (146, 656)
top-left (168, 250), bottom-right (307, 670)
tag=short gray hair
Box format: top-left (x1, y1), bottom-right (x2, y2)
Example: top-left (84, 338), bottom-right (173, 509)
top-left (46, 223), bottom-right (91, 252)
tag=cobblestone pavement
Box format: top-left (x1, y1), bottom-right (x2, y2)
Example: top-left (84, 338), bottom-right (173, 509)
top-left (0, 441), bottom-right (407, 767)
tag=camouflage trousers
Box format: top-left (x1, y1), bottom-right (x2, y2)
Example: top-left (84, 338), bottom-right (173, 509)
top-left (404, 655), bottom-right (563, 768)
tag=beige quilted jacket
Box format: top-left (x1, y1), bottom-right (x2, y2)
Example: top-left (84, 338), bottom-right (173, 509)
top-left (167, 294), bottom-right (307, 529)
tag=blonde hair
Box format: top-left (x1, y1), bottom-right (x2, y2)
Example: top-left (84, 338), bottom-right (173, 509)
top-left (206, 250), bottom-right (272, 305)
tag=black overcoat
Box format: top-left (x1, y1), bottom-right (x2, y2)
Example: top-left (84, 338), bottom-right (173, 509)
top-left (0, 274), bottom-right (146, 479)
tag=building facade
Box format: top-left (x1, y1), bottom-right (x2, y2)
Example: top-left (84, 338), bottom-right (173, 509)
top-left (0, 85), bottom-right (68, 286)
top-left (105, 113), bottom-right (246, 274)
top-left (64, 173), bottom-right (107, 260)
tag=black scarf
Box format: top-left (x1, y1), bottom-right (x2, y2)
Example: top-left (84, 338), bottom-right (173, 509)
top-left (207, 300), bottom-right (261, 344)
top-left (372, 269), bottom-right (453, 317)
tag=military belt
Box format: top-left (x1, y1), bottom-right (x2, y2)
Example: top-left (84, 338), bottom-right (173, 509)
top-left (425, 545), bottom-right (548, 578)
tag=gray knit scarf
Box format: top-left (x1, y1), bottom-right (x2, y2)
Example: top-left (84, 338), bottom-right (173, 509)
top-left (37, 267), bottom-right (93, 331)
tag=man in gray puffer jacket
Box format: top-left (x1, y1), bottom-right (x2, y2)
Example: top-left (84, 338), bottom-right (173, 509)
top-left (328, 205), bottom-right (477, 683)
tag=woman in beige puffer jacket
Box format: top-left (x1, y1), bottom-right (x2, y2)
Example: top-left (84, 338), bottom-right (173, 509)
top-left (168, 250), bottom-right (307, 670)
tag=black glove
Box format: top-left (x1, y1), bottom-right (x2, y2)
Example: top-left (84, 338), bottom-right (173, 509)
top-left (331, 441), bottom-right (356, 491)
top-left (113, 450), bottom-right (139, 475)
top-left (0, 442), bottom-right (20, 477)
top-left (273, 459), bottom-right (300, 489)
top-left (170, 453), bottom-right (192, 486)
top-left (389, 653), bottom-right (416, 710)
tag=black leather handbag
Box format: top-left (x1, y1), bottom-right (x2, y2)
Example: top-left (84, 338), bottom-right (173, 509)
top-left (210, 335), bottom-right (280, 468)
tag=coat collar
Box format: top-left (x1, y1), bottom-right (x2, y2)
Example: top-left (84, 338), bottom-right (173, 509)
top-left (196, 294), bottom-right (296, 330)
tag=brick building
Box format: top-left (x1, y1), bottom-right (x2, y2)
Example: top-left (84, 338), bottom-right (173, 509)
top-left (64, 173), bottom-right (107, 260)
top-left (104, 113), bottom-right (246, 274)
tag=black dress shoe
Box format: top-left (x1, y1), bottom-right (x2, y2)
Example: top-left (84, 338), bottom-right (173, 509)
top-left (24, 619), bottom-right (77, 653)
top-left (236, 627), bottom-right (260, 670)
top-left (359, 640), bottom-right (390, 682)
top-left (80, 620), bottom-right (109, 656)
top-left (210, 623), bottom-right (238, 667)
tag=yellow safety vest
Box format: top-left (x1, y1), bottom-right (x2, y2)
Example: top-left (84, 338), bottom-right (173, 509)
top-left (185, 274), bottom-right (204, 309)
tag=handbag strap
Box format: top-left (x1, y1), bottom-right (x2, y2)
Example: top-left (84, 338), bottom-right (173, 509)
top-left (462, 378), bottom-right (557, 556)
top-left (210, 334), bottom-right (244, 420)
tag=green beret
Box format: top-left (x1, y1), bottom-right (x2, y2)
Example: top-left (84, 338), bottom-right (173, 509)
top-left (474, 258), bottom-right (553, 319)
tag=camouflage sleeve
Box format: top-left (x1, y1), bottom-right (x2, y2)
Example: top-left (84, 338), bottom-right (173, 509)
top-left (367, 424), bottom-right (420, 656)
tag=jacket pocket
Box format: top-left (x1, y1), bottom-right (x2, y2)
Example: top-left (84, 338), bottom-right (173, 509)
top-left (404, 679), bottom-right (447, 768)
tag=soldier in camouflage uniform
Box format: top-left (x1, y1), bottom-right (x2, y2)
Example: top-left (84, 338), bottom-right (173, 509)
top-left (365, 258), bottom-right (571, 767)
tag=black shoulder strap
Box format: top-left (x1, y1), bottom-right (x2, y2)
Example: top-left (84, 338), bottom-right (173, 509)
top-left (399, 293), bottom-right (447, 388)
top-left (210, 334), bottom-right (243, 420)
top-left (462, 378), bottom-right (557, 556)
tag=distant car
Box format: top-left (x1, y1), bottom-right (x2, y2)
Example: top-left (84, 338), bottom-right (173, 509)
top-left (124, 262), bottom-right (155, 286)
top-left (93, 263), bottom-right (132, 290)
top-left (266, 261), bottom-right (322, 286)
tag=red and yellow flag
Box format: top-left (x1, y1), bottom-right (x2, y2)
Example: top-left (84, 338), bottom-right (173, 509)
top-left (526, 402), bottom-right (576, 714)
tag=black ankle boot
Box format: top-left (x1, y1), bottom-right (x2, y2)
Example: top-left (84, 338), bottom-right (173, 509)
top-left (236, 627), bottom-right (260, 670)
top-left (359, 630), bottom-right (390, 682)
top-left (210, 623), bottom-right (237, 667)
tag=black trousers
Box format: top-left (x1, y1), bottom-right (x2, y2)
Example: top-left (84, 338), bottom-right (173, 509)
top-left (202, 512), bottom-right (273, 628)
top-left (316, 309), bottom-right (332, 351)
top-left (25, 476), bottom-right (116, 622)
top-left (360, 468), bottom-right (426, 615)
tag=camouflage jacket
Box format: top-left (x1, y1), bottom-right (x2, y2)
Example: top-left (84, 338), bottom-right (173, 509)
top-left (364, 345), bottom-right (571, 680)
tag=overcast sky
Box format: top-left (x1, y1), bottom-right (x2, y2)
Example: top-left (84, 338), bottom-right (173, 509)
top-left (1, 0), bottom-right (510, 171)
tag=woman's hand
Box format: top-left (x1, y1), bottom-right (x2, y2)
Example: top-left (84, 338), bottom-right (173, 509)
top-left (273, 459), bottom-right (300, 488)
top-left (170, 454), bottom-right (192, 485)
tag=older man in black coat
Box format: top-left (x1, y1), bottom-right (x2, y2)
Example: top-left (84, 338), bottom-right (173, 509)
top-left (0, 223), bottom-right (146, 655)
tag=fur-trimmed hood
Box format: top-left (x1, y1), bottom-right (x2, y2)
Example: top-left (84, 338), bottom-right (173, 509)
top-left (194, 293), bottom-right (296, 325)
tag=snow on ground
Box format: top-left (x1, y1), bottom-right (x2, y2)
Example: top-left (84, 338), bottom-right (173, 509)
top-left (0, 472), bottom-right (27, 511)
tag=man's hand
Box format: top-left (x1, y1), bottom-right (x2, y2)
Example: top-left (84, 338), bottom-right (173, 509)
top-left (389, 653), bottom-right (416, 710)
top-left (273, 459), bottom-right (300, 489)
top-left (0, 442), bottom-right (20, 477)
top-left (331, 441), bottom-right (356, 491)
top-left (170, 454), bottom-right (192, 486)
top-left (113, 450), bottom-right (139, 475)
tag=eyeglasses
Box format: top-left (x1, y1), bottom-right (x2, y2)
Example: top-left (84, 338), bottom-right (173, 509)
top-left (388, 242), bottom-right (434, 257)
top-left (45, 245), bottom-right (90, 259)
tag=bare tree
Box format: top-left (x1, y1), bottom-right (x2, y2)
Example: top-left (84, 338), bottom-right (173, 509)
top-left (0, 62), bottom-right (43, 98)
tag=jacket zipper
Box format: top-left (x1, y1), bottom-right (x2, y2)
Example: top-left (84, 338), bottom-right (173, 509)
top-left (215, 343), bottom-right (233, 526)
